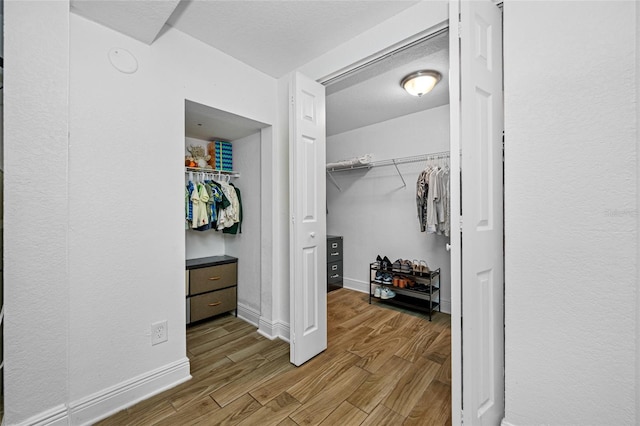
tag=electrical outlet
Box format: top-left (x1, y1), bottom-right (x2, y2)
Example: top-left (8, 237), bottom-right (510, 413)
top-left (151, 320), bottom-right (168, 346)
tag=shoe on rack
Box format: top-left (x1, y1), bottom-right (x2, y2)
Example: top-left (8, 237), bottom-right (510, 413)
top-left (375, 255), bottom-right (383, 268)
top-left (419, 260), bottom-right (430, 273)
top-left (393, 275), bottom-right (400, 287)
top-left (381, 287), bottom-right (396, 300)
top-left (374, 286), bottom-right (381, 298)
top-left (382, 256), bottom-right (391, 270)
top-left (392, 259), bottom-right (402, 272)
top-left (374, 270), bottom-right (384, 283)
top-left (401, 260), bottom-right (412, 273)
top-left (382, 273), bottom-right (393, 285)
top-left (405, 277), bottom-right (416, 288)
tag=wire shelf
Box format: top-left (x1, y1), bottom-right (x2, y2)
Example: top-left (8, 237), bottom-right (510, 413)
top-left (326, 151), bottom-right (450, 191)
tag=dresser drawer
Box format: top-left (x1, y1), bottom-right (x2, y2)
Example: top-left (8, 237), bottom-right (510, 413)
top-left (189, 287), bottom-right (237, 323)
top-left (327, 237), bottom-right (343, 261)
top-left (189, 263), bottom-right (237, 295)
top-left (327, 260), bottom-right (343, 284)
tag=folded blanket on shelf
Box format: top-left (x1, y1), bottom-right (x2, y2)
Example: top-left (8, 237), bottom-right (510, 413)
top-left (326, 154), bottom-right (373, 171)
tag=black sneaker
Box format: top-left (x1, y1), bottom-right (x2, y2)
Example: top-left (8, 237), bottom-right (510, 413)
top-left (382, 256), bottom-right (391, 270)
top-left (375, 255), bottom-right (383, 268)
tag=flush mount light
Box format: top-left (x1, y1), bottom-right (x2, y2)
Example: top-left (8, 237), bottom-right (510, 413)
top-left (401, 70), bottom-right (441, 97)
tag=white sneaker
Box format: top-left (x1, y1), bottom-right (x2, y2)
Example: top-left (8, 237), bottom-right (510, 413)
top-left (381, 287), bottom-right (396, 300)
top-left (374, 286), bottom-right (381, 298)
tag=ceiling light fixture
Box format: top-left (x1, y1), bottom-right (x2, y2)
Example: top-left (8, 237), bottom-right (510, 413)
top-left (400, 70), bottom-right (441, 97)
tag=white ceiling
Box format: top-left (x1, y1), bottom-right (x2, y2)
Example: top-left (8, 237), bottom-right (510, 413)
top-left (326, 30), bottom-right (449, 136)
top-left (70, 1), bottom-right (449, 141)
top-left (166, 1), bottom-right (420, 78)
top-left (71, 0), bottom-right (181, 45)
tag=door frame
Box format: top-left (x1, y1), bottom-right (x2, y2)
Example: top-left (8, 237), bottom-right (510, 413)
top-left (313, 16), bottom-right (461, 416)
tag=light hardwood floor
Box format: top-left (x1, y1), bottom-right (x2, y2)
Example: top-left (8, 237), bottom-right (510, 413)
top-left (97, 288), bottom-right (451, 425)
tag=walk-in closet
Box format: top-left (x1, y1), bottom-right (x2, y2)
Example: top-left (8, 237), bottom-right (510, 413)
top-left (183, 100), bottom-right (269, 327)
top-left (324, 30), bottom-right (452, 316)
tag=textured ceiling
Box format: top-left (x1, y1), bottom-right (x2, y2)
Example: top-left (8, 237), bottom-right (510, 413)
top-left (70, 0), bottom-right (181, 45)
top-left (326, 30), bottom-right (449, 136)
top-left (167, 0), bottom-right (420, 78)
top-left (69, 1), bottom-right (448, 140)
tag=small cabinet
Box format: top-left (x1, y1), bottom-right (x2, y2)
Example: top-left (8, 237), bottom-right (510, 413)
top-left (186, 255), bottom-right (238, 324)
top-left (327, 235), bottom-right (343, 292)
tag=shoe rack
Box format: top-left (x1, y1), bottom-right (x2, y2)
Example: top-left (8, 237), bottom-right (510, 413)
top-left (369, 263), bottom-right (441, 321)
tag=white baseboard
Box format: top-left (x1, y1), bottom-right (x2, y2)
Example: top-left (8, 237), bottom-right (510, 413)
top-left (258, 317), bottom-right (290, 343)
top-left (259, 318), bottom-right (290, 342)
top-left (237, 302), bottom-right (260, 327)
top-left (273, 320), bottom-right (290, 342)
top-left (237, 304), bottom-right (290, 343)
top-left (68, 357), bottom-right (191, 426)
top-left (501, 419), bottom-right (517, 426)
top-left (343, 277), bottom-right (369, 293)
top-left (17, 404), bottom-right (68, 426)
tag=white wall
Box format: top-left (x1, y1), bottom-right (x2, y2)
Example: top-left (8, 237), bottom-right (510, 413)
top-left (4, 2), bottom-right (70, 424)
top-left (185, 137), bottom-right (226, 259)
top-left (326, 106), bottom-right (451, 311)
top-left (503, 2), bottom-right (637, 425)
top-left (67, 14), bottom-right (277, 421)
top-left (225, 132), bottom-right (262, 318)
top-left (4, 8), bottom-right (278, 424)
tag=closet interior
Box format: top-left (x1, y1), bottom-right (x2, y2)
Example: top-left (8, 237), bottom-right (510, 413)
top-left (324, 30), bottom-right (452, 317)
top-left (184, 100), bottom-right (268, 325)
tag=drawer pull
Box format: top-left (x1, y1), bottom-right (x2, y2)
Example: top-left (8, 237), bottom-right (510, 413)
top-left (332, 243), bottom-right (338, 248)
top-left (330, 252), bottom-right (339, 256)
top-left (208, 302), bottom-right (222, 307)
top-left (208, 276), bottom-right (222, 281)
top-left (330, 274), bottom-right (339, 279)
top-left (331, 265), bottom-right (338, 271)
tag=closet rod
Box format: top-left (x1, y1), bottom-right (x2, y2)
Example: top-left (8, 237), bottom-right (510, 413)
top-left (185, 167), bottom-right (240, 179)
top-left (326, 151), bottom-right (449, 173)
top-left (326, 151), bottom-right (450, 191)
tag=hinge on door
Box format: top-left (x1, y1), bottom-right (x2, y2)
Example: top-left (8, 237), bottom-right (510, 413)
top-left (459, 217), bottom-right (463, 231)
top-left (291, 215), bottom-right (295, 224)
top-left (290, 96), bottom-right (295, 105)
top-left (458, 21), bottom-right (462, 38)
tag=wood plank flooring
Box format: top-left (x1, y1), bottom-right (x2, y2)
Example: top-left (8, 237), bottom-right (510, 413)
top-left (97, 288), bottom-right (451, 425)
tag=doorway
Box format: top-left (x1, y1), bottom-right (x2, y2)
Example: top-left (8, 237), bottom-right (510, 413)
top-left (322, 27), bottom-right (453, 421)
top-left (290, 2), bottom-right (505, 423)
top-left (183, 99), bottom-right (272, 344)
top-left (323, 29), bottom-right (451, 310)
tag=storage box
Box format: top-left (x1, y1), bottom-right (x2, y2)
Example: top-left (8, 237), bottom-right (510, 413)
top-left (213, 140), bottom-right (233, 171)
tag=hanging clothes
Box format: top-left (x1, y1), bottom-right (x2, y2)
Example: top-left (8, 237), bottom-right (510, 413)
top-left (426, 166), bottom-right (439, 233)
top-left (416, 169), bottom-right (430, 232)
top-left (184, 172), bottom-right (243, 234)
top-left (416, 159), bottom-right (450, 236)
top-left (192, 182), bottom-right (210, 228)
top-left (223, 184), bottom-right (243, 235)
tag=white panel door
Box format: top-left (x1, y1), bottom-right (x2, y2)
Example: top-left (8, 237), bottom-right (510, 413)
top-left (451, 1), bottom-right (504, 424)
top-left (289, 72), bottom-right (327, 366)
